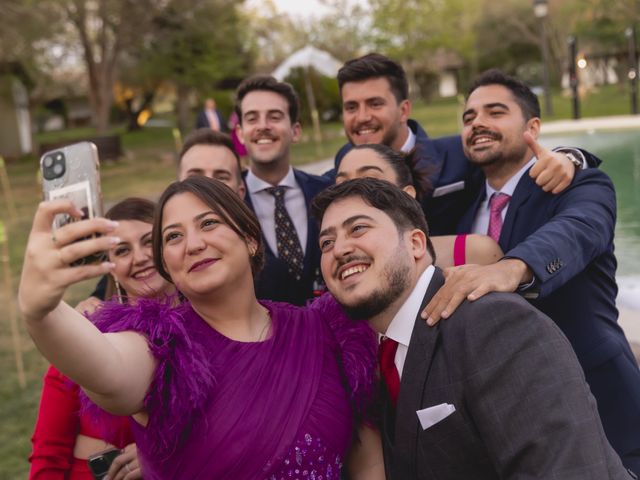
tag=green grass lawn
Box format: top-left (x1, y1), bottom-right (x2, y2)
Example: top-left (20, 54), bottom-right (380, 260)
top-left (0, 82), bottom-right (634, 477)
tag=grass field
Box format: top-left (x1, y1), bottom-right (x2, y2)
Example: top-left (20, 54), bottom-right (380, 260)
top-left (0, 83), bottom-right (634, 477)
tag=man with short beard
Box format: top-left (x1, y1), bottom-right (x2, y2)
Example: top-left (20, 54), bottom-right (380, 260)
top-left (333, 53), bottom-right (601, 235)
top-left (235, 75), bottom-right (331, 305)
top-left (422, 69), bottom-right (640, 474)
top-left (312, 178), bottom-right (633, 480)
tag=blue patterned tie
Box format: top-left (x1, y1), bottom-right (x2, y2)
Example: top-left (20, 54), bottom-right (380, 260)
top-left (266, 186), bottom-right (304, 280)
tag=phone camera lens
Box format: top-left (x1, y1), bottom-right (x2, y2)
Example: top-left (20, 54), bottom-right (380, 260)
top-left (42, 151), bottom-right (66, 180)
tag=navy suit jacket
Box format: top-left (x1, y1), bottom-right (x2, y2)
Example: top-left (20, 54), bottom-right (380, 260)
top-left (458, 167), bottom-right (640, 471)
top-left (334, 119), bottom-right (603, 236)
top-left (243, 168), bottom-right (331, 306)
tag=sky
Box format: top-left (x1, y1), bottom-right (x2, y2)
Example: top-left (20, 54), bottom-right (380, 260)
top-left (268, 0), bottom-right (368, 18)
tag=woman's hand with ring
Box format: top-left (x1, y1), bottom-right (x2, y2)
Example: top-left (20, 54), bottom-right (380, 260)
top-left (18, 199), bottom-right (119, 324)
top-left (107, 443), bottom-right (142, 480)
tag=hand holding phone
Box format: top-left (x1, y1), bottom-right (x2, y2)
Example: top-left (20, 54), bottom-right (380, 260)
top-left (88, 448), bottom-right (122, 479)
top-left (40, 141), bottom-right (104, 266)
top-left (18, 199), bottom-right (118, 324)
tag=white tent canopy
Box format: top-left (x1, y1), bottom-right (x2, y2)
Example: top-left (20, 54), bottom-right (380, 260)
top-left (272, 46), bottom-right (342, 152)
top-left (272, 46), bottom-right (341, 81)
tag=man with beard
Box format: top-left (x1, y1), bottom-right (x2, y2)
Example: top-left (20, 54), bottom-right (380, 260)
top-left (333, 53), bottom-right (599, 235)
top-left (235, 75), bottom-right (331, 305)
top-left (422, 69), bottom-right (640, 475)
top-left (312, 178), bottom-right (634, 480)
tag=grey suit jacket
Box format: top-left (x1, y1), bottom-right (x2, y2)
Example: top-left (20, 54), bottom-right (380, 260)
top-left (382, 269), bottom-right (632, 480)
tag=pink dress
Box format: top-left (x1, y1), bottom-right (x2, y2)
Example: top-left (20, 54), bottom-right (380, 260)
top-left (81, 294), bottom-right (377, 479)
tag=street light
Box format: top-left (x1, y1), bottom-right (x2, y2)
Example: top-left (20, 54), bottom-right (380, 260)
top-left (567, 35), bottom-right (581, 120)
top-left (625, 26), bottom-right (638, 115)
top-left (533, 0), bottom-right (553, 116)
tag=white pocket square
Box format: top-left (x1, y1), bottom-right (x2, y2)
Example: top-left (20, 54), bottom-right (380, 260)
top-left (416, 403), bottom-right (456, 430)
top-left (432, 181), bottom-right (465, 198)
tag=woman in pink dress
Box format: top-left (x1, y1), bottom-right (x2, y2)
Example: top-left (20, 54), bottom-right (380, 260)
top-left (18, 176), bottom-right (382, 479)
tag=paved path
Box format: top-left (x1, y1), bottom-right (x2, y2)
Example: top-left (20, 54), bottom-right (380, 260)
top-left (298, 118), bottom-right (640, 343)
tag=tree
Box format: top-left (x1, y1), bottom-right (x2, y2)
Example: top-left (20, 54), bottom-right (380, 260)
top-left (240, 0), bottom-right (309, 72)
top-left (306, 0), bottom-right (372, 62)
top-left (139, 0), bottom-right (249, 134)
top-left (0, 1), bottom-right (63, 89)
top-left (43, 0), bottom-right (159, 133)
top-left (369, 0), bottom-right (480, 99)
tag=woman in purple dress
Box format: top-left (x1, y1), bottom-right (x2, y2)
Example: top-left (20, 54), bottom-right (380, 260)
top-left (18, 176), bottom-right (383, 479)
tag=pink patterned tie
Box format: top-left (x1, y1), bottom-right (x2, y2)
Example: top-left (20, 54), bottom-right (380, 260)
top-left (487, 193), bottom-right (511, 242)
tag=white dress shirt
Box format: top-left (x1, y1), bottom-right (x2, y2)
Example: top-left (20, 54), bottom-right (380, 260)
top-left (471, 157), bottom-right (537, 235)
top-left (245, 168), bottom-right (308, 256)
top-left (400, 125), bottom-right (417, 153)
top-left (384, 265), bottom-right (436, 378)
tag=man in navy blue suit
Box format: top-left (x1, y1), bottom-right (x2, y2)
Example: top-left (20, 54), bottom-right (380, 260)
top-left (334, 53), bottom-right (595, 235)
top-left (196, 98), bottom-right (228, 133)
top-left (423, 69), bottom-right (640, 475)
top-left (235, 75), bottom-right (330, 305)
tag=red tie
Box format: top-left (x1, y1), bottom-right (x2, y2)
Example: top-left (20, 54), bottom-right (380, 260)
top-left (379, 337), bottom-right (400, 406)
top-left (487, 193), bottom-right (511, 242)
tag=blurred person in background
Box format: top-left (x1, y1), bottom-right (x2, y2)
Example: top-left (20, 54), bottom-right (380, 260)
top-left (196, 98), bottom-right (227, 133)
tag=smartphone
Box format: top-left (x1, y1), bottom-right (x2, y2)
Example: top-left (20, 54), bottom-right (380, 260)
top-left (40, 141), bottom-right (104, 265)
top-left (87, 447), bottom-right (122, 479)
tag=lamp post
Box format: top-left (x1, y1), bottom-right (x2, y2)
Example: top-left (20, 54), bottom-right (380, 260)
top-left (626, 26), bottom-right (638, 115)
top-left (567, 35), bottom-right (581, 120)
top-left (533, 0), bottom-right (553, 116)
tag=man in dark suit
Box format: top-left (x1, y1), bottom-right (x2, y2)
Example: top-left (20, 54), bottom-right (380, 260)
top-left (235, 75), bottom-right (331, 305)
top-left (333, 53), bottom-right (598, 235)
top-left (422, 69), bottom-right (640, 474)
top-left (196, 98), bottom-right (228, 132)
top-left (313, 178), bottom-right (634, 479)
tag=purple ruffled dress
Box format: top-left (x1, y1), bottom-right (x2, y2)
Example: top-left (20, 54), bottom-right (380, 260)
top-left (81, 293), bottom-right (377, 479)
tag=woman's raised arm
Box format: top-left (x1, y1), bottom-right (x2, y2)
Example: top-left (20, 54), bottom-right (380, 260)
top-left (18, 200), bottom-right (155, 415)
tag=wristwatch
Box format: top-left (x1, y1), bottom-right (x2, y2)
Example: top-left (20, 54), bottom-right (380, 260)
top-left (564, 151), bottom-right (584, 169)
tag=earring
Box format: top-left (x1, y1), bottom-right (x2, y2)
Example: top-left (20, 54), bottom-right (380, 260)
top-left (248, 244), bottom-right (257, 257)
top-left (114, 278), bottom-right (125, 304)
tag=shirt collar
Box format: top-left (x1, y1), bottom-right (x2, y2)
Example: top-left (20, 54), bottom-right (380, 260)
top-left (484, 156), bottom-right (536, 199)
top-left (246, 167), bottom-right (296, 194)
top-left (385, 265), bottom-right (435, 347)
top-left (400, 125), bottom-right (416, 153)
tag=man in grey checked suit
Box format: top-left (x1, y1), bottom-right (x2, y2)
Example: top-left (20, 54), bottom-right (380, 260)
top-left (313, 178), bottom-right (633, 480)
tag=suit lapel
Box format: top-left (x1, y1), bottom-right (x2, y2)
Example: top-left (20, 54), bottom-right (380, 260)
top-left (411, 120), bottom-right (444, 185)
top-left (293, 169), bottom-right (317, 276)
top-left (243, 187), bottom-right (277, 259)
top-left (392, 269), bottom-right (445, 475)
top-left (499, 169), bottom-right (534, 250)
